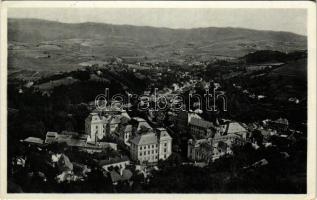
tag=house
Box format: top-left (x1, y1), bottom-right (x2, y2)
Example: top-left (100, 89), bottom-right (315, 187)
top-left (187, 138), bottom-right (232, 163)
top-left (188, 117), bottom-right (215, 139)
top-left (212, 122), bottom-right (248, 146)
top-left (130, 132), bottom-right (159, 164)
top-left (21, 137), bottom-right (44, 145)
top-left (157, 128), bottom-right (173, 160)
top-left (115, 124), bottom-right (133, 146)
top-left (130, 117), bottom-right (153, 134)
top-left (219, 121), bottom-right (248, 140)
top-left (187, 139), bottom-right (213, 163)
top-left (176, 111), bottom-right (201, 133)
top-left (85, 113), bottom-right (107, 144)
top-left (85, 109), bottom-right (131, 143)
top-left (45, 131), bottom-right (59, 143)
top-left (108, 168), bottom-right (133, 185)
top-left (269, 118), bottom-right (289, 132)
top-left (99, 156), bottom-right (130, 171)
top-left (130, 127), bottom-right (172, 165)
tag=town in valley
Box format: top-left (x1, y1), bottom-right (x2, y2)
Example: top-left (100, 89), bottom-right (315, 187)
top-left (7, 15), bottom-right (307, 193)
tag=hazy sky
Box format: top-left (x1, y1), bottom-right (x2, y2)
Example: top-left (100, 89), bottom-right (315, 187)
top-left (8, 8), bottom-right (307, 35)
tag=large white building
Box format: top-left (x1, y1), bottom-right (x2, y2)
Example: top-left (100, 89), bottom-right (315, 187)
top-left (130, 127), bottom-right (172, 164)
top-left (85, 113), bottom-right (107, 144)
top-left (84, 107), bottom-right (131, 144)
top-left (187, 121), bottom-right (249, 163)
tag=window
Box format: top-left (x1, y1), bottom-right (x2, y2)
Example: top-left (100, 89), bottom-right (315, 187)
top-left (140, 146), bottom-right (142, 150)
top-left (144, 151), bottom-right (146, 155)
top-left (148, 151), bottom-right (150, 154)
top-left (152, 150), bottom-right (154, 154)
top-left (156, 150), bottom-right (158, 153)
top-left (164, 149), bottom-right (167, 153)
top-left (164, 155), bottom-right (166, 159)
top-left (164, 143), bottom-right (167, 147)
top-left (152, 145), bottom-right (154, 148)
top-left (140, 152), bottom-right (142, 156)
top-left (144, 145), bottom-right (147, 149)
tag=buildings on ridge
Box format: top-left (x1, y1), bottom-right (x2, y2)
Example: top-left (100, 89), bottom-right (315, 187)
top-left (187, 120), bottom-right (248, 163)
top-left (85, 108), bottom-right (173, 165)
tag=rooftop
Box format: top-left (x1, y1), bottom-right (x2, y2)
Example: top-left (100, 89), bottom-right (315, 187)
top-left (99, 156), bottom-right (130, 166)
top-left (132, 117), bottom-right (147, 122)
top-left (130, 132), bottom-right (158, 145)
top-left (189, 117), bottom-right (213, 129)
top-left (22, 137), bottom-right (44, 144)
top-left (225, 122), bottom-right (247, 134)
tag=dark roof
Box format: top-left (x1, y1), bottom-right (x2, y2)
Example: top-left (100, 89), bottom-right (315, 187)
top-left (110, 171), bottom-right (122, 183)
top-left (130, 132), bottom-right (157, 145)
top-left (121, 169), bottom-right (133, 180)
top-left (274, 118), bottom-right (289, 125)
top-left (189, 118), bottom-right (213, 129)
top-left (60, 131), bottom-right (79, 136)
top-left (99, 156), bottom-right (130, 166)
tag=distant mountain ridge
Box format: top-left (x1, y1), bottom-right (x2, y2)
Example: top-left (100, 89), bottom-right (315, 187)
top-left (8, 18), bottom-right (307, 66)
top-left (9, 18), bottom-right (306, 41)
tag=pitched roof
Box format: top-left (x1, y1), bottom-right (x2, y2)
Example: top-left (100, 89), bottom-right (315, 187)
top-left (137, 121), bottom-right (152, 133)
top-left (46, 131), bottom-right (58, 137)
top-left (189, 117), bottom-right (213, 129)
top-left (125, 125), bottom-right (132, 132)
top-left (157, 128), bottom-right (172, 141)
top-left (23, 137), bottom-right (44, 144)
top-left (85, 113), bottom-right (105, 123)
top-left (109, 115), bottom-right (121, 124)
top-left (99, 156), bottom-right (130, 166)
top-left (130, 132), bottom-right (158, 145)
top-left (121, 169), bottom-right (133, 180)
top-left (110, 170), bottom-right (122, 183)
top-left (274, 118), bottom-right (289, 125)
top-left (225, 122), bottom-right (247, 134)
top-left (132, 117), bottom-right (146, 122)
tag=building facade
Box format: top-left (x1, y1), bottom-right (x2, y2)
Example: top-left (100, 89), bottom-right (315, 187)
top-left (85, 113), bottom-right (106, 144)
top-left (130, 127), bottom-right (172, 165)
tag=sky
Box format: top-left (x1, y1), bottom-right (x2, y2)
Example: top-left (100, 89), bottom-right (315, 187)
top-left (8, 8), bottom-right (307, 35)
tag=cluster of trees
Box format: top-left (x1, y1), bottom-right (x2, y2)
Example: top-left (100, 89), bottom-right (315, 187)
top-left (242, 50), bottom-right (307, 64)
top-left (141, 139), bottom-right (306, 193)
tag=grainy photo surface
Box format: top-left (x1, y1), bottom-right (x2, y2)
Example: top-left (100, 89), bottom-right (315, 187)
top-left (4, 4), bottom-right (311, 195)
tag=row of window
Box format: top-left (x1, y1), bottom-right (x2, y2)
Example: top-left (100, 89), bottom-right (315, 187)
top-left (140, 155), bottom-right (158, 161)
top-left (138, 142), bottom-right (169, 150)
top-left (139, 144), bottom-right (157, 150)
top-left (140, 150), bottom-right (158, 156)
top-left (138, 148), bottom-right (168, 155)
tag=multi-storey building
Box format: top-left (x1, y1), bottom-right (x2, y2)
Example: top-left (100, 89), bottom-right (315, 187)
top-left (130, 127), bottom-right (172, 165)
top-left (84, 108), bottom-right (131, 144)
top-left (187, 121), bottom-right (249, 163)
top-left (176, 111), bottom-right (202, 134)
top-left (157, 128), bottom-right (173, 160)
top-left (188, 117), bottom-right (215, 139)
top-left (85, 113), bottom-right (107, 144)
